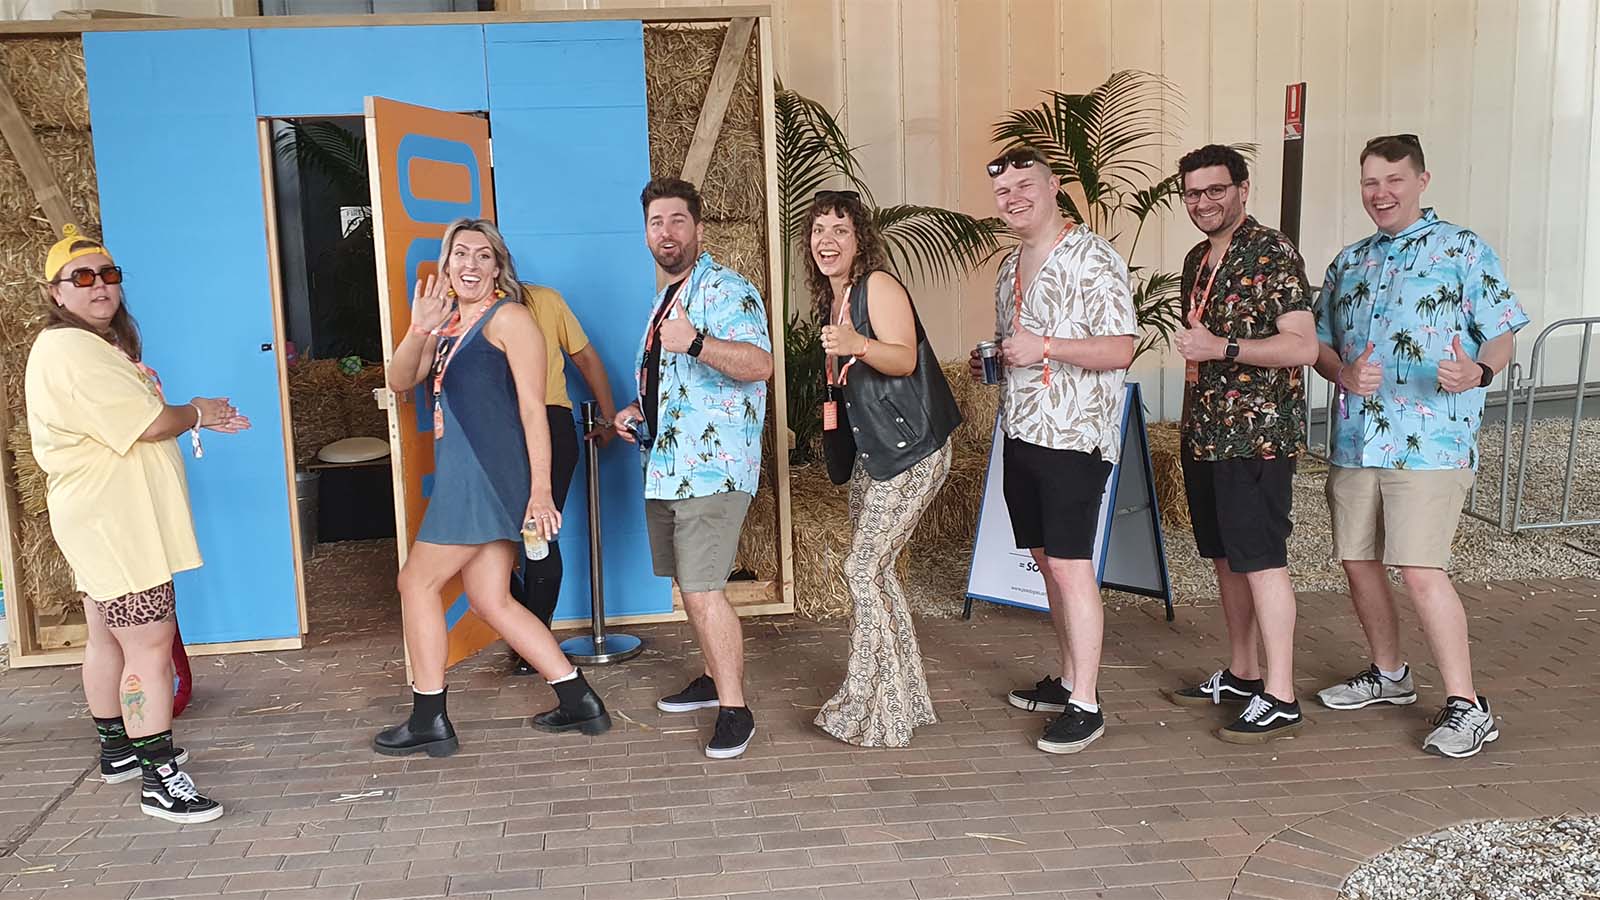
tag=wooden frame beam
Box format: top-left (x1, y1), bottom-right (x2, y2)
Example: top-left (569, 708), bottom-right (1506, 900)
top-left (757, 16), bottom-right (794, 613)
top-left (0, 6), bottom-right (772, 36)
top-left (678, 16), bottom-right (755, 187)
top-left (0, 71), bottom-right (72, 235)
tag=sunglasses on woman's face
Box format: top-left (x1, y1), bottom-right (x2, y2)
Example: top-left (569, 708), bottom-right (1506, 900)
top-left (54, 265), bottom-right (123, 288)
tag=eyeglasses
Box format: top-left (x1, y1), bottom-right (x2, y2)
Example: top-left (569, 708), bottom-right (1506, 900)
top-left (52, 265), bottom-right (123, 288)
top-left (1181, 183), bottom-right (1238, 204)
top-left (814, 189), bottom-right (860, 202)
top-left (1365, 133), bottom-right (1421, 149)
top-left (986, 149), bottom-right (1049, 177)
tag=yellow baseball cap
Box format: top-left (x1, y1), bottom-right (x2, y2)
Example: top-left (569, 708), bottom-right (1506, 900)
top-left (43, 224), bottom-right (114, 283)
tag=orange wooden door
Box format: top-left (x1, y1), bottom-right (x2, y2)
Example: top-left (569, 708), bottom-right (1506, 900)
top-left (364, 96), bottom-right (500, 668)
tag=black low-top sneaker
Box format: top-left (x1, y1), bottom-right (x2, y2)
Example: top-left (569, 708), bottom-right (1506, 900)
top-left (1164, 668), bottom-right (1264, 707)
top-left (657, 674), bottom-right (720, 713)
top-left (1037, 704), bottom-right (1105, 754)
top-left (141, 760), bottom-right (223, 825)
top-left (103, 747), bottom-right (189, 784)
top-left (705, 707), bottom-right (755, 759)
top-left (1008, 675), bottom-right (1071, 714)
top-left (1217, 693), bottom-right (1304, 744)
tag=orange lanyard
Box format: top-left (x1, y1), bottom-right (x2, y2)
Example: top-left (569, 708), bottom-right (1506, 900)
top-left (1014, 222), bottom-right (1074, 386)
top-left (638, 274), bottom-right (694, 392)
top-left (825, 289), bottom-right (859, 387)
top-left (1185, 244), bottom-right (1228, 384)
top-left (430, 301), bottom-right (491, 438)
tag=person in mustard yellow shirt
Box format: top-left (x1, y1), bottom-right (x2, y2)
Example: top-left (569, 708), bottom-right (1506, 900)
top-left (25, 226), bottom-right (250, 824)
top-left (508, 285), bottom-right (616, 662)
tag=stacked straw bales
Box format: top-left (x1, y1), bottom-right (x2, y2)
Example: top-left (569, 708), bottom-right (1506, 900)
top-left (0, 38), bottom-right (99, 623)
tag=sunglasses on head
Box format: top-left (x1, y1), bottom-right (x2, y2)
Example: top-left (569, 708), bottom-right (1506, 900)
top-left (53, 265), bottom-right (123, 288)
top-left (1365, 133), bottom-right (1421, 150)
top-left (986, 149), bottom-right (1049, 177)
top-left (814, 189), bottom-right (861, 202)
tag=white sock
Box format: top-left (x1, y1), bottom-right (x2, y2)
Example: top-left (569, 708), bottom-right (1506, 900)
top-left (547, 668), bottom-right (579, 685)
top-left (1378, 664), bottom-right (1408, 682)
top-left (1068, 698), bottom-right (1099, 714)
top-left (412, 685), bottom-right (444, 696)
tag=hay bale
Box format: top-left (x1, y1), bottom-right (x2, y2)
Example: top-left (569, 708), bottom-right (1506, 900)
top-left (0, 128), bottom-right (99, 227)
top-left (0, 39), bottom-right (90, 131)
top-left (345, 363), bottom-right (389, 440)
top-left (1145, 420), bottom-right (1191, 533)
top-left (8, 420), bottom-right (45, 517)
top-left (18, 511), bottom-right (78, 619)
top-left (701, 218), bottom-right (768, 295)
top-left (288, 359), bottom-right (390, 464)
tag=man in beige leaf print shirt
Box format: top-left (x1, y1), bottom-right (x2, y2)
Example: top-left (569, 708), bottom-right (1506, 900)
top-left (968, 146), bottom-right (1137, 756)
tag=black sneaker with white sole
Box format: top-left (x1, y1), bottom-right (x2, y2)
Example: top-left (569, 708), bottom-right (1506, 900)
top-left (1036, 704), bottom-right (1105, 754)
top-left (103, 747), bottom-right (189, 784)
top-left (141, 759), bottom-right (223, 824)
top-left (1008, 675), bottom-right (1071, 714)
top-left (1216, 693), bottom-right (1304, 744)
top-left (657, 674), bottom-right (720, 713)
top-left (1165, 668), bottom-right (1264, 707)
top-left (705, 707), bottom-right (754, 759)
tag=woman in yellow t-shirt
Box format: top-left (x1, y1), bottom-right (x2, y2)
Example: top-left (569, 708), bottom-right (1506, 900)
top-left (508, 285), bottom-right (617, 671)
top-left (24, 227), bottom-right (250, 825)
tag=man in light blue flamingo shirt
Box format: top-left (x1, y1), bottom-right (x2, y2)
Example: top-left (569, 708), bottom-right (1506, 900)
top-left (1312, 134), bottom-right (1529, 759)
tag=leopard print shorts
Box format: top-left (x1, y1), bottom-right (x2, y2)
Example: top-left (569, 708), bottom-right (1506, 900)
top-left (97, 581), bottom-right (176, 629)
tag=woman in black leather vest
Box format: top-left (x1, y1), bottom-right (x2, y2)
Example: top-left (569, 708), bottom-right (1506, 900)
top-left (806, 191), bottom-right (961, 747)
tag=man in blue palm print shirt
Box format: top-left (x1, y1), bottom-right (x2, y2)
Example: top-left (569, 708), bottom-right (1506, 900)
top-left (614, 178), bottom-right (772, 762)
top-left (1311, 135), bottom-right (1528, 761)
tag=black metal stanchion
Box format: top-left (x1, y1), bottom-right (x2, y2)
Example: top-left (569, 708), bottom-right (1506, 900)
top-left (561, 400), bottom-right (643, 665)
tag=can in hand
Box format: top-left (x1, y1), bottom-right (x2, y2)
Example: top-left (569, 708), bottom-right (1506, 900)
top-left (522, 519), bottom-right (550, 561)
top-left (977, 340), bottom-right (1002, 385)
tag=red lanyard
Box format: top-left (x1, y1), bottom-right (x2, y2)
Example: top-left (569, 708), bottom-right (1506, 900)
top-left (430, 301), bottom-right (491, 438)
top-left (1013, 222), bottom-right (1074, 386)
top-left (638, 281), bottom-right (687, 392)
top-left (1185, 244), bottom-right (1228, 384)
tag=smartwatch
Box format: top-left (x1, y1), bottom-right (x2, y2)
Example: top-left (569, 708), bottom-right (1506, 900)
top-left (1224, 337), bottom-right (1240, 360)
top-left (1477, 362), bottom-right (1494, 388)
top-left (687, 330), bottom-right (706, 358)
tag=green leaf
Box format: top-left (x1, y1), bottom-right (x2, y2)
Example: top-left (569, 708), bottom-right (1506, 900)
top-left (872, 205), bottom-right (1006, 285)
top-left (273, 121), bottom-right (369, 206)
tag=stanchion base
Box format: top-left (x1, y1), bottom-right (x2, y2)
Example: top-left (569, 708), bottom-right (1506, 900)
top-left (560, 633), bottom-right (644, 665)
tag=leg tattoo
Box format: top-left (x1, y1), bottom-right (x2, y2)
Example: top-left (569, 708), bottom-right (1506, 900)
top-left (122, 674), bottom-right (146, 727)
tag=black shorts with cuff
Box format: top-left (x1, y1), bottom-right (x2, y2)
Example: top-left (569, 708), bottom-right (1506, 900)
top-left (1002, 437), bottom-right (1112, 560)
top-left (1181, 450), bottom-right (1296, 573)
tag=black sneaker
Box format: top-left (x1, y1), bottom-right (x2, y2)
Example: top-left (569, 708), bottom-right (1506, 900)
top-left (1036, 704), bottom-right (1105, 754)
top-left (657, 674), bottom-right (720, 713)
top-left (1164, 668), bottom-right (1264, 707)
top-left (1217, 693), bottom-right (1304, 744)
top-left (1008, 676), bottom-right (1071, 714)
top-left (141, 759), bottom-right (223, 824)
top-left (705, 707), bottom-right (755, 759)
top-left (103, 747), bottom-right (189, 785)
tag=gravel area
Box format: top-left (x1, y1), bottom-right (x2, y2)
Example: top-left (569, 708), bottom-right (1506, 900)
top-left (1340, 815), bottom-right (1600, 900)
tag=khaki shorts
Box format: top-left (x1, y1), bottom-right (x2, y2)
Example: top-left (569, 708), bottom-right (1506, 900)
top-left (1326, 466), bottom-right (1474, 568)
top-left (645, 491), bottom-right (752, 593)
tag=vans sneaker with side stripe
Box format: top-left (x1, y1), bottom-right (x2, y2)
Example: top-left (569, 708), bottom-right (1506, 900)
top-left (1217, 693), bottom-right (1303, 744)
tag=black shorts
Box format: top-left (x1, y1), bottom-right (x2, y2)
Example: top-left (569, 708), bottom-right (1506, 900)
top-left (1181, 452), bottom-right (1296, 573)
top-left (1002, 437), bottom-right (1111, 560)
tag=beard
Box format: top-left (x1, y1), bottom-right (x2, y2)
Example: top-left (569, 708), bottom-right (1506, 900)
top-left (652, 240), bottom-right (697, 276)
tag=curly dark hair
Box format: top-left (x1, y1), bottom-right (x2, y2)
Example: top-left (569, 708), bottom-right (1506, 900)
top-left (1178, 144), bottom-right (1250, 185)
top-left (801, 192), bottom-right (889, 323)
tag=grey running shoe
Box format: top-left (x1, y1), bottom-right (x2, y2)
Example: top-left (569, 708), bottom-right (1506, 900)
top-left (1316, 664), bottom-right (1418, 710)
top-left (1422, 696), bottom-right (1498, 759)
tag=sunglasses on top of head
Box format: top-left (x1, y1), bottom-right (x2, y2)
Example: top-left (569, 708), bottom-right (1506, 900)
top-left (53, 265), bottom-right (123, 288)
top-left (814, 189), bottom-right (861, 203)
top-left (1365, 133), bottom-right (1421, 150)
top-left (986, 149), bottom-right (1049, 177)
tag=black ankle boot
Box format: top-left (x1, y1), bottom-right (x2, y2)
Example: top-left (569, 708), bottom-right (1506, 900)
top-left (374, 687), bottom-right (459, 757)
top-left (531, 670), bottom-right (612, 736)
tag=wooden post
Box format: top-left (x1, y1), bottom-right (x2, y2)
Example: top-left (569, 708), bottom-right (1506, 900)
top-left (678, 16), bottom-right (755, 187)
top-left (757, 17), bottom-right (794, 612)
top-left (0, 72), bottom-right (73, 236)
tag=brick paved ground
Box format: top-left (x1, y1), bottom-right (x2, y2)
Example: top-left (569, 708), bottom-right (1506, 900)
top-left (1, 554), bottom-right (1596, 900)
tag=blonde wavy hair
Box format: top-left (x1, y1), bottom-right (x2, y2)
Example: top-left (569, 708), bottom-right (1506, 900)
top-left (437, 218), bottom-right (521, 300)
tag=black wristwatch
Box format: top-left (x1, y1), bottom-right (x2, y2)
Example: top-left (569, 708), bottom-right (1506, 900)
top-left (1224, 337), bottom-right (1240, 360)
top-left (1477, 362), bottom-right (1494, 388)
top-left (687, 330), bottom-right (706, 358)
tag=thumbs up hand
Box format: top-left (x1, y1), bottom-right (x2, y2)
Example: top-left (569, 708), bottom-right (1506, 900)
top-left (1436, 334), bottom-right (1483, 394)
top-left (1000, 309), bottom-right (1047, 367)
top-left (820, 315), bottom-right (866, 358)
top-left (658, 296), bottom-right (699, 354)
top-left (1337, 341), bottom-right (1384, 396)
top-left (1175, 305), bottom-right (1225, 362)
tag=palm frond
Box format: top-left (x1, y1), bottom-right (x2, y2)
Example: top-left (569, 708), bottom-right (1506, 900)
top-left (273, 121), bottom-right (369, 204)
top-left (1130, 268), bottom-right (1183, 361)
top-left (776, 83), bottom-right (872, 247)
top-left (872, 205), bottom-right (1007, 285)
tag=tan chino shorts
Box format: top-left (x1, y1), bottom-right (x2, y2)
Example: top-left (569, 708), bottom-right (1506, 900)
top-left (645, 491), bottom-right (753, 593)
top-left (1325, 465), bottom-right (1475, 569)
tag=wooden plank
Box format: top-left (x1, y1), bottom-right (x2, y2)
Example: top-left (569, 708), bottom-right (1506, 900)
top-left (0, 318), bottom-right (33, 663)
top-left (36, 621), bottom-right (87, 649)
top-left (0, 5), bottom-right (773, 35)
top-left (54, 10), bottom-right (174, 19)
top-left (758, 17), bottom-right (794, 614)
top-left (11, 636), bottom-right (303, 668)
top-left (0, 70), bottom-right (73, 235)
top-left (678, 16), bottom-right (755, 187)
top-left (549, 579), bottom-right (787, 631)
top-left (257, 119), bottom-right (309, 638)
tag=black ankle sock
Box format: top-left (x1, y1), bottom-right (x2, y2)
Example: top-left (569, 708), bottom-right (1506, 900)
top-left (94, 716), bottom-right (131, 757)
top-left (131, 730), bottom-right (176, 770)
top-left (411, 687), bottom-right (448, 722)
top-left (551, 671), bottom-right (590, 706)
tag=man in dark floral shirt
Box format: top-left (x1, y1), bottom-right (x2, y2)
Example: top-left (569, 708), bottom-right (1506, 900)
top-left (1163, 145), bottom-right (1319, 745)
